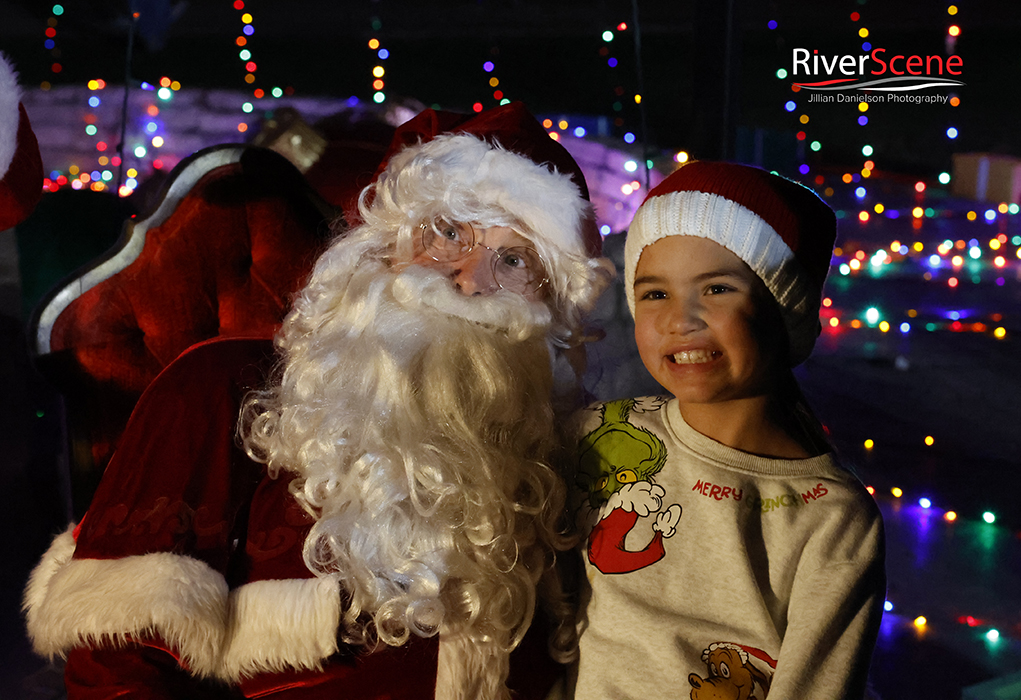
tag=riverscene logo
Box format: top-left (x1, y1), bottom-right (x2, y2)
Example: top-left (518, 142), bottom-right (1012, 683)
top-left (791, 48), bottom-right (964, 102)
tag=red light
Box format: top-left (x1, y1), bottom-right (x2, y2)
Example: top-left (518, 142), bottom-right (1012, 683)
top-left (493, 90), bottom-right (503, 100)
top-left (850, 12), bottom-right (860, 21)
top-left (236, 36), bottom-right (247, 46)
top-left (948, 277), bottom-right (959, 288)
top-left (253, 88), bottom-right (264, 98)
top-left (51, 63), bottom-right (62, 73)
top-left (96, 142), bottom-right (107, 151)
top-left (472, 102), bottom-right (483, 113)
top-left (796, 131), bottom-right (806, 141)
top-left (153, 159), bottom-right (164, 169)
top-left (814, 175), bottom-right (824, 185)
top-left (915, 181), bottom-right (926, 193)
top-left (233, 0), bottom-right (244, 8)
top-left (45, 27), bottom-right (56, 38)
top-left (951, 321), bottom-right (962, 331)
top-left (617, 22), bottom-right (628, 31)
top-left (57, 175), bottom-right (67, 185)
top-left (246, 61), bottom-right (256, 72)
top-left (160, 77), bottom-right (171, 87)
top-left (97, 79), bottom-right (106, 89)
top-left (111, 156), bottom-right (121, 166)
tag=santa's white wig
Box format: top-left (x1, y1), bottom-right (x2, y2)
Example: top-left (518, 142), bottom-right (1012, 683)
top-left (241, 131), bottom-right (611, 698)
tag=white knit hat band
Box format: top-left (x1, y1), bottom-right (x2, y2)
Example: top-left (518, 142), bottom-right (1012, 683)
top-left (624, 190), bottom-right (821, 365)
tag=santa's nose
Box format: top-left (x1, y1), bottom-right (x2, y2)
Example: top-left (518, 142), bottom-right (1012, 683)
top-left (450, 249), bottom-right (499, 296)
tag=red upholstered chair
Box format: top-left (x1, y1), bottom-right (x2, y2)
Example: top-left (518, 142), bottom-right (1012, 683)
top-left (30, 145), bottom-right (340, 515)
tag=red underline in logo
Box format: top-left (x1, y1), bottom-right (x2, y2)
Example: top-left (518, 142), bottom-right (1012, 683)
top-left (792, 79), bottom-right (859, 87)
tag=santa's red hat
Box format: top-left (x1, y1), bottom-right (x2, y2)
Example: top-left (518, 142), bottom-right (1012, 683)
top-left (0, 52), bottom-right (44, 231)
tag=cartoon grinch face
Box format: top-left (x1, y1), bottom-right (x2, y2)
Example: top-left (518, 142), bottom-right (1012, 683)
top-left (576, 399), bottom-right (668, 508)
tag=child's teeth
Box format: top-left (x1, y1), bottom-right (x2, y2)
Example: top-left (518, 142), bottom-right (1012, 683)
top-left (673, 350), bottom-right (713, 364)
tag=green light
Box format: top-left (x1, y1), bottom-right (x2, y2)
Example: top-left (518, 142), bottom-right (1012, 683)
top-left (925, 207), bottom-right (935, 218)
top-left (499, 98), bottom-right (510, 105)
top-left (602, 30), bottom-right (614, 41)
top-left (134, 145), bottom-right (147, 158)
top-left (776, 68), bottom-right (788, 79)
top-left (862, 145), bottom-right (873, 156)
top-left (810, 141), bottom-right (821, 152)
top-left (52, 4), bottom-right (63, 15)
top-left (85, 124), bottom-right (97, 136)
top-left (987, 629), bottom-right (1000, 642)
top-left (271, 87), bottom-right (283, 98)
top-left (242, 102), bottom-right (253, 113)
top-left (1009, 204), bottom-right (1019, 215)
top-left (925, 322), bottom-right (936, 331)
top-left (373, 92), bottom-right (386, 103)
top-left (938, 172), bottom-right (951, 185)
top-left (36, 409), bottom-right (45, 418)
top-left (983, 511), bottom-right (995, 524)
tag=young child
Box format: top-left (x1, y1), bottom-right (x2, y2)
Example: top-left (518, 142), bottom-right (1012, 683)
top-left (571, 161), bottom-right (885, 699)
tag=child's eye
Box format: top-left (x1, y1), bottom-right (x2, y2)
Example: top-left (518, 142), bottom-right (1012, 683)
top-left (705, 284), bottom-right (732, 295)
top-left (639, 289), bottom-right (667, 301)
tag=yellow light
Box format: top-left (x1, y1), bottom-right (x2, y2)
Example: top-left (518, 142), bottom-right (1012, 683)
top-left (890, 240), bottom-right (901, 251)
top-left (800, 114), bottom-right (809, 124)
top-left (913, 242), bottom-right (923, 252)
top-left (990, 239), bottom-right (1001, 250)
top-left (238, 122), bottom-right (248, 133)
top-left (891, 487), bottom-right (902, 497)
top-left (368, 38), bottom-right (380, 49)
top-left (907, 309), bottom-right (918, 317)
top-left (914, 616), bottom-right (927, 628)
top-left (994, 256), bottom-right (1006, 268)
top-left (489, 77), bottom-right (500, 87)
top-left (944, 511), bottom-right (957, 522)
top-left (548, 132), bottom-right (559, 141)
top-left (859, 211), bottom-right (870, 222)
top-left (912, 207), bottom-right (924, 218)
top-left (879, 321), bottom-right (890, 332)
top-left (874, 203), bottom-right (885, 214)
top-left (861, 169), bottom-right (871, 178)
top-left (98, 156), bottom-right (109, 165)
top-left (925, 435), bottom-right (934, 446)
top-left (151, 136), bottom-right (164, 147)
top-left (829, 317), bottom-right (839, 327)
top-left (859, 27), bottom-right (869, 38)
top-left (69, 165), bottom-right (79, 175)
top-left (998, 203), bottom-right (1009, 214)
top-left (951, 255), bottom-right (963, 266)
top-left (88, 79), bottom-right (99, 90)
top-left (994, 327), bottom-right (1007, 339)
top-left (675, 151), bottom-right (689, 163)
top-left (241, 13), bottom-right (252, 23)
top-left (849, 259), bottom-right (861, 270)
top-left (865, 439), bottom-right (875, 450)
top-left (373, 66), bottom-right (385, 78)
top-left (858, 102), bottom-right (868, 113)
top-left (634, 94), bottom-right (642, 104)
top-left (967, 210), bottom-right (977, 221)
top-left (948, 25), bottom-right (960, 36)
top-left (171, 81), bottom-right (181, 91)
top-left (948, 5), bottom-right (958, 15)
top-left (558, 120), bottom-right (568, 130)
top-left (127, 168), bottom-right (138, 178)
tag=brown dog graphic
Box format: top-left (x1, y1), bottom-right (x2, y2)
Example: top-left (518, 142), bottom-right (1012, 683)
top-left (689, 642), bottom-right (775, 700)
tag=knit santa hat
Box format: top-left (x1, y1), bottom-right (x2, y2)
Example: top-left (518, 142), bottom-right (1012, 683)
top-left (624, 160), bottom-right (836, 366)
top-left (0, 52), bottom-right (43, 231)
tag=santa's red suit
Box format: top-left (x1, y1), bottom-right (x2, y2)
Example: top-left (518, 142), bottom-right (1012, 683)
top-left (0, 52), bottom-right (43, 230)
top-left (25, 336), bottom-right (559, 699)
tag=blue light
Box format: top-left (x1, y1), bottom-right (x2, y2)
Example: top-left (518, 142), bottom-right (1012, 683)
top-left (919, 497), bottom-right (931, 509)
top-left (125, 177), bottom-right (137, 189)
top-left (862, 42), bottom-right (872, 51)
top-left (883, 600), bottom-right (893, 612)
top-left (90, 170), bottom-right (101, 181)
top-left (946, 127), bottom-right (958, 139)
top-left (88, 96), bottom-right (100, 107)
top-left (623, 132), bottom-right (636, 144)
top-left (968, 238), bottom-right (978, 247)
top-left (928, 254), bottom-right (940, 267)
top-left (44, 39), bottom-right (55, 49)
top-left (858, 116), bottom-right (868, 126)
top-left (799, 164), bottom-right (810, 175)
top-left (948, 311), bottom-right (960, 320)
top-left (573, 126), bottom-right (586, 137)
top-left (608, 58), bottom-right (618, 68)
top-left (784, 100), bottom-right (796, 112)
top-left (483, 61), bottom-right (494, 72)
top-left (985, 209), bottom-right (996, 222)
top-left (141, 82), bottom-right (155, 91)
top-left (767, 19), bottom-right (778, 30)
top-left (855, 187), bottom-right (866, 199)
top-left (378, 48), bottom-right (389, 59)
top-left (599, 224), bottom-right (611, 235)
top-left (49, 170), bottom-right (60, 180)
top-left (899, 245), bottom-right (908, 255)
top-left (886, 209), bottom-right (899, 219)
top-left (900, 322), bottom-right (910, 333)
top-left (145, 122), bottom-right (158, 133)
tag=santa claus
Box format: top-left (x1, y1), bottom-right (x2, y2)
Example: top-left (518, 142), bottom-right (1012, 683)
top-left (0, 51), bottom-right (43, 231)
top-left (23, 103), bottom-right (614, 700)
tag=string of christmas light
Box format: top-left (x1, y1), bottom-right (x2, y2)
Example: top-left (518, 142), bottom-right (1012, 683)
top-left (40, 4), bottom-right (64, 90)
top-left (368, 36), bottom-right (388, 105)
top-left (475, 49), bottom-right (509, 114)
top-left (234, 0), bottom-right (258, 134)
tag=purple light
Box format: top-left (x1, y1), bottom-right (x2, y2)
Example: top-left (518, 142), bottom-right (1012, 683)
top-left (858, 115), bottom-right (868, 126)
top-left (768, 19), bottom-right (778, 30)
top-left (997, 277), bottom-right (1005, 286)
top-left (483, 61), bottom-right (495, 72)
top-left (608, 57), bottom-right (618, 68)
top-left (243, 24), bottom-right (254, 36)
top-left (886, 209), bottom-right (899, 219)
top-left (799, 164), bottom-right (810, 175)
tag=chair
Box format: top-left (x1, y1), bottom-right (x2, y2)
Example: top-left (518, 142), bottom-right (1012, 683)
top-left (29, 145), bottom-right (339, 515)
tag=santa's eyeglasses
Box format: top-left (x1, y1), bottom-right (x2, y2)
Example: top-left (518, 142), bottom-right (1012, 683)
top-left (420, 219), bottom-right (549, 296)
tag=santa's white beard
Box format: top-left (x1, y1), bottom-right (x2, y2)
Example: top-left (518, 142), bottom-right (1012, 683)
top-left (243, 255), bottom-right (568, 699)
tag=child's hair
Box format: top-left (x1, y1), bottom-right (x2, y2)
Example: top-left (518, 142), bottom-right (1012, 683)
top-left (624, 160), bottom-right (837, 367)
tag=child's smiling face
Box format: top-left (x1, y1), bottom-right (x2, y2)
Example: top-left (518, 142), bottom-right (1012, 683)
top-left (633, 235), bottom-right (785, 406)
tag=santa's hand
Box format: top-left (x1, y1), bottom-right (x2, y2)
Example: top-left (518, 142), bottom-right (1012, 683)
top-left (609, 481), bottom-right (665, 517)
top-left (653, 504), bottom-right (682, 538)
